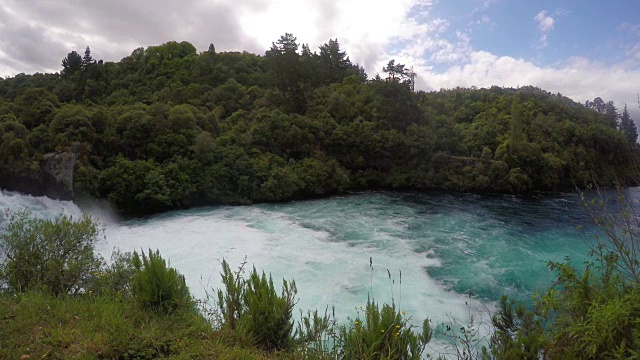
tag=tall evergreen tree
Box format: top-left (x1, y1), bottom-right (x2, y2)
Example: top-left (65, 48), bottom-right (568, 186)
top-left (61, 51), bottom-right (82, 77)
top-left (318, 39), bottom-right (348, 81)
top-left (298, 43), bottom-right (318, 90)
top-left (268, 33), bottom-right (299, 56)
top-left (266, 33), bottom-right (303, 112)
top-left (605, 101), bottom-right (619, 128)
top-left (383, 59), bottom-right (408, 82)
top-left (619, 103), bottom-right (638, 145)
top-left (82, 46), bottom-right (95, 69)
top-left (82, 46), bottom-right (94, 66)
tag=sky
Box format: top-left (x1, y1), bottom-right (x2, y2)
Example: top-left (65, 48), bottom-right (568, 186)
top-left (1, 0), bottom-right (640, 117)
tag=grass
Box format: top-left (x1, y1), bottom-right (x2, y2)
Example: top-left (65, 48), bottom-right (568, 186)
top-left (0, 292), bottom-right (304, 359)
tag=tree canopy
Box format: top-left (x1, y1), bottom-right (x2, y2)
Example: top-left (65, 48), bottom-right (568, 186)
top-left (0, 36), bottom-right (636, 215)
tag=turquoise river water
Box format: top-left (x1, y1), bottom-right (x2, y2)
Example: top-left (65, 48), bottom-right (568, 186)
top-left (2, 188), bottom-right (636, 354)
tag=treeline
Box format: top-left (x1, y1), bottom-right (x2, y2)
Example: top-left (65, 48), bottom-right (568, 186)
top-left (0, 35), bottom-right (636, 215)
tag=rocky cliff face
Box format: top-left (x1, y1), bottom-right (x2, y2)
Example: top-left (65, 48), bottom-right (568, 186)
top-left (40, 151), bottom-right (77, 200)
top-left (0, 151), bottom-right (77, 200)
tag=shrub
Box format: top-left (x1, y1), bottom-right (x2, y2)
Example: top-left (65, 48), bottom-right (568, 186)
top-left (216, 259), bottom-right (298, 352)
top-left (336, 298), bottom-right (432, 360)
top-left (295, 306), bottom-right (339, 357)
top-left (131, 249), bottom-right (191, 313)
top-left (87, 250), bottom-right (137, 297)
top-left (240, 267), bottom-right (297, 351)
top-left (487, 296), bottom-right (544, 359)
top-left (216, 258), bottom-right (245, 331)
top-left (0, 211), bottom-right (103, 296)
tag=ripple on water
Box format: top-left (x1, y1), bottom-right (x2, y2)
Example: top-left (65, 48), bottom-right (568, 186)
top-left (2, 188), bottom-right (629, 356)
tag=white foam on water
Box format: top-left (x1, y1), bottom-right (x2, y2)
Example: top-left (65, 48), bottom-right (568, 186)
top-left (0, 190), bottom-right (82, 222)
top-left (101, 206), bottom-right (493, 355)
top-left (2, 191), bottom-right (494, 358)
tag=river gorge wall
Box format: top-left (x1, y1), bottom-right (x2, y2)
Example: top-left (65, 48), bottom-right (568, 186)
top-left (0, 151), bottom-right (76, 201)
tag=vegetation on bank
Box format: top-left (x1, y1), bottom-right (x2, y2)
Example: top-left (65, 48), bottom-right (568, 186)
top-left (0, 36), bottom-right (638, 215)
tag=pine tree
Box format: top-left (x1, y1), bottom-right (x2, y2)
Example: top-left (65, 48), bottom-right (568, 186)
top-left (619, 103), bottom-right (638, 145)
top-left (265, 33), bottom-right (302, 112)
top-left (383, 59), bottom-right (408, 82)
top-left (82, 46), bottom-right (95, 69)
top-left (605, 101), bottom-right (619, 128)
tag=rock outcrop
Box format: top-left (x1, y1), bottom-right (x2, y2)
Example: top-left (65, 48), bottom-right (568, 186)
top-left (0, 151), bottom-right (77, 200)
top-left (40, 151), bottom-right (77, 200)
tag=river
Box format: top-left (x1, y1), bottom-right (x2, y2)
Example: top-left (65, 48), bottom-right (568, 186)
top-left (2, 188), bottom-right (630, 354)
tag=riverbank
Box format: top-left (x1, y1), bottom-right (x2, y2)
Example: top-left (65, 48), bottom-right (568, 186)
top-left (0, 291), bottom-right (298, 359)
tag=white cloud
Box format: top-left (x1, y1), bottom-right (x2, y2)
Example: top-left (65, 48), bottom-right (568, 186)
top-left (628, 43), bottom-right (640, 60)
top-left (480, 15), bottom-right (492, 25)
top-left (0, 0), bottom-right (436, 77)
top-left (420, 51), bottom-right (640, 120)
top-left (466, 14), bottom-right (494, 33)
top-left (240, 0), bottom-right (422, 68)
top-left (619, 22), bottom-right (640, 36)
top-left (471, 0), bottom-right (498, 16)
top-left (534, 10), bottom-right (555, 32)
top-left (534, 10), bottom-right (555, 48)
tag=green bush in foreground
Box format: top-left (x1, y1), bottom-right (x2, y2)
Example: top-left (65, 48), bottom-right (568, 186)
top-left (216, 259), bottom-right (298, 352)
top-left (217, 258), bottom-right (245, 331)
top-left (131, 248), bottom-right (192, 314)
top-left (241, 267), bottom-right (298, 351)
top-left (214, 258), bottom-right (433, 358)
top-left (87, 249), bottom-right (138, 297)
top-left (336, 298), bottom-right (432, 360)
top-left (0, 211), bottom-right (103, 296)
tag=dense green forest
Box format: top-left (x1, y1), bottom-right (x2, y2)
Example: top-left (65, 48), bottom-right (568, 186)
top-left (0, 35), bottom-right (637, 215)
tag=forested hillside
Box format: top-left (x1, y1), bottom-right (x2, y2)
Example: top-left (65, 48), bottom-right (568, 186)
top-left (0, 35), bottom-right (636, 215)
